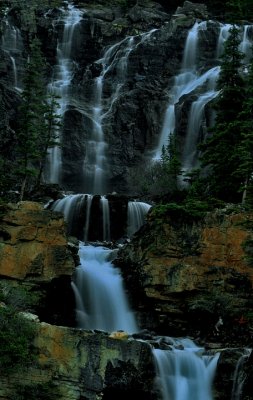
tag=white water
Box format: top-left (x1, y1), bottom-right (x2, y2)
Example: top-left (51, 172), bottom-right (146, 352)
top-left (46, 4), bottom-right (82, 184)
top-left (45, 14), bottom-right (226, 398)
top-left (216, 23), bottom-right (232, 58)
top-left (153, 21), bottom-right (253, 178)
top-left (181, 67), bottom-right (220, 172)
top-left (51, 193), bottom-right (112, 241)
top-left (239, 25), bottom-right (253, 64)
top-left (127, 201), bottom-right (151, 237)
top-left (153, 337), bottom-right (220, 400)
top-left (231, 348), bottom-right (252, 400)
top-left (1, 19), bottom-right (23, 90)
top-left (83, 29), bottom-right (158, 194)
top-left (71, 244), bottom-right (139, 333)
top-left (83, 35), bottom-right (136, 194)
top-left (153, 21), bottom-right (210, 161)
top-left (52, 193), bottom-right (84, 236)
top-left (101, 195), bottom-right (111, 242)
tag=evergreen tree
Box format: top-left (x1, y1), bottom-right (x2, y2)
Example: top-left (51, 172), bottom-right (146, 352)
top-left (15, 36), bottom-right (60, 200)
top-left (234, 57), bottom-right (253, 205)
top-left (226, 0), bottom-right (253, 22)
top-left (199, 25), bottom-right (246, 202)
top-left (36, 92), bottom-right (61, 185)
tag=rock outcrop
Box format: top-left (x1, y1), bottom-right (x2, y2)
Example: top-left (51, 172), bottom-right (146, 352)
top-left (0, 319), bottom-right (156, 400)
top-left (0, 201), bottom-right (74, 281)
top-left (116, 206), bottom-right (253, 340)
top-left (0, 201), bottom-right (76, 326)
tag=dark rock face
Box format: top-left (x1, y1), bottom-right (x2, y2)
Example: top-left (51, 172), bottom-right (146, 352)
top-left (213, 348), bottom-right (253, 400)
top-left (0, 0), bottom-right (225, 194)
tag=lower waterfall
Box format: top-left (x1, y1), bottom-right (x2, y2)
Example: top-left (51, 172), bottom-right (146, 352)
top-left (69, 240), bottom-right (219, 400)
top-left (50, 191), bottom-right (219, 399)
top-left (71, 243), bottom-right (139, 333)
top-left (153, 337), bottom-right (219, 400)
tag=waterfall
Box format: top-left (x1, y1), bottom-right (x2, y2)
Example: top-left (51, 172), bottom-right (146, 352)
top-left (45, 11), bottom-right (224, 398)
top-left (216, 23), bottom-right (232, 58)
top-left (71, 244), bottom-right (139, 333)
top-left (51, 194), bottom-right (109, 241)
top-left (83, 35), bottom-right (136, 194)
top-left (100, 196), bottom-right (111, 242)
top-left (1, 18), bottom-right (23, 90)
top-left (153, 21), bottom-right (209, 160)
top-left (46, 4), bottom-right (82, 184)
top-left (231, 348), bottom-right (252, 400)
top-left (127, 201), bottom-right (151, 237)
top-left (51, 195), bottom-right (150, 242)
top-left (153, 337), bottom-right (220, 400)
top-left (83, 194), bottom-right (93, 242)
top-left (154, 21), bottom-right (253, 176)
top-left (239, 25), bottom-right (253, 63)
top-left (52, 193), bottom-right (85, 236)
top-left (181, 66), bottom-right (220, 172)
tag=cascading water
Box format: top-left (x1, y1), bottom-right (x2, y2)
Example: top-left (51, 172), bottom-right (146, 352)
top-left (181, 66), bottom-right (220, 171)
top-left (239, 25), bottom-right (253, 64)
top-left (153, 337), bottom-right (220, 400)
top-left (216, 23), bottom-right (232, 58)
top-left (100, 196), bottom-right (111, 242)
top-left (47, 11), bottom-right (226, 399)
top-left (51, 193), bottom-right (112, 242)
top-left (46, 4), bottom-right (82, 184)
top-left (83, 35), bottom-right (137, 194)
top-left (1, 16), bottom-right (23, 90)
top-left (82, 30), bottom-right (156, 194)
top-left (231, 348), bottom-right (252, 400)
top-left (153, 21), bottom-right (253, 182)
top-left (127, 201), bottom-right (151, 237)
top-left (71, 244), bottom-right (139, 333)
top-left (152, 21), bottom-right (211, 161)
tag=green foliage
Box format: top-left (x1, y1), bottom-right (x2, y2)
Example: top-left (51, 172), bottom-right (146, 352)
top-left (225, 0), bottom-right (253, 22)
top-left (0, 281), bottom-right (40, 312)
top-left (150, 199), bottom-right (211, 222)
top-left (13, 36), bottom-right (61, 200)
top-left (127, 133), bottom-right (182, 198)
top-left (0, 306), bottom-right (37, 374)
top-left (242, 236), bottom-right (253, 266)
top-left (199, 25), bottom-right (247, 203)
top-left (188, 292), bottom-right (236, 319)
top-left (14, 381), bottom-right (61, 400)
top-left (16, 36), bottom-right (48, 199)
top-left (233, 60), bottom-right (253, 206)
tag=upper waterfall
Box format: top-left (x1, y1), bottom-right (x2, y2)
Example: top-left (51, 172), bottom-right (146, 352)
top-left (46, 3), bottom-right (83, 184)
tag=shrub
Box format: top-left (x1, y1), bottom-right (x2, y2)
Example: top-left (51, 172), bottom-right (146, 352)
top-left (0, 306), bottom-right (37, 374)
top-left (14, 381), bottom-right (60, 400)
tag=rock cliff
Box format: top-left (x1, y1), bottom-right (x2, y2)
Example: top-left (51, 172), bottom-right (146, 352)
top-left (116, 205), bottom-right (253, 341)
top-left (0, 202), bottom-right (253, 399)
top-left (0, 0), bottom-right (224, 193)
top-left (0, 318), bottom-right (156, 400)
top-left (0, 201), bottom-right (76, 326)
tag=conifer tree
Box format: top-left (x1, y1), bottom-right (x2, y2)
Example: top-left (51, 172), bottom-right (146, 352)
top-left (15, 36), bottom-right (60, 200)
top-left (226, 0), bottom-right (253, 22)
top-left (234, 57), bottom-right (253, 205)
top-left (199, 25), bottom-right (246, 202)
